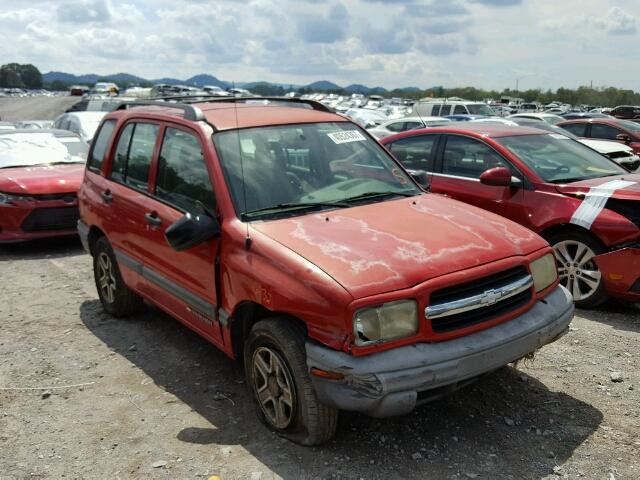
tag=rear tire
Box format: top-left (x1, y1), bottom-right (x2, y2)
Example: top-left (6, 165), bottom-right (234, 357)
top-left (93, 237), bottom-right (143, 317)
top-left (548, 231), bottom-right (607, 309)
top-left (244, 318), bottom-right (338, 445)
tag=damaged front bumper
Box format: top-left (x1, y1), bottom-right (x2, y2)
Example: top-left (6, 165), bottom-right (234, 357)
top-left (595, 246), bottom-right (640, 301)
top-left (306, 285), bottom-right (574, 418)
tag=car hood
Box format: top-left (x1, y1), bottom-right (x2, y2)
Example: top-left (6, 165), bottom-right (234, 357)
top-left (252, 195), bottom-right (545, 299)
top-left (0, 163), bottom-right (85, 195)
top-left (555, 174), bottom-right (640, 201)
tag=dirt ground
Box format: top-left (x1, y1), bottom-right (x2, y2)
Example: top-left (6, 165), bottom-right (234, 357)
top-left (0, 237), bottom-right (638, 480)
top-left (0, 96), bottom-right (81, 121)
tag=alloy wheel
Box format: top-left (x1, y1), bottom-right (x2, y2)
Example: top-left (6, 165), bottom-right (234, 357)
top-left (97, 252), bottom-right (117, 304)
top-left (553, 240), bottom-right (602, 302)
top-left (252, 346), bottom-right (296, 429)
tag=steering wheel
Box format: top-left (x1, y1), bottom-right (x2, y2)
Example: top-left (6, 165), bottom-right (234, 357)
top-left (285, 171), bottom-right (303, 193)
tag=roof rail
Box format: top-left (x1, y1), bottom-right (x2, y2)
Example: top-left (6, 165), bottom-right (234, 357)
top-left (115, 101), bottom-right (205, 121)
top-left (149, 95), bottom-right (335, 113)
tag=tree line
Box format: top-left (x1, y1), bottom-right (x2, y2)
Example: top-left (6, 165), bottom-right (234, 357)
top-left (3, 62), bottom-right (640, 107)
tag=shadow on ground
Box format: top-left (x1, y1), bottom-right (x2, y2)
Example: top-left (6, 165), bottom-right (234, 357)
top-left (576, 299), bottom-right (640, 334)
top-left (80, 299), bottom-right (602, 479)
top-left (0, 236), bottom-right (83, 261)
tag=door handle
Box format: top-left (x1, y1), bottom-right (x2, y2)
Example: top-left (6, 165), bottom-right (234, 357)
top-left (144, 212), bottom-right (162, 227)
top-left (101, 189), bottom-right (112, 204)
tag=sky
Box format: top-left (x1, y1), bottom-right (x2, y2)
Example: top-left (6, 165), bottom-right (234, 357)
top-left (0, 0), bottom-right (639, 91)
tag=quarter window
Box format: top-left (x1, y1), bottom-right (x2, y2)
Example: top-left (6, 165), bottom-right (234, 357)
top-left (87, 119), bottom-right (115, 172)
top-left (155, 128), bottom-right (215, 214)
top-left (442, 136), bottom-right (511, 179)
top-left (385, 122), bottom-right (405, 133)
top-left (388, 135), bottom-right (437, 172)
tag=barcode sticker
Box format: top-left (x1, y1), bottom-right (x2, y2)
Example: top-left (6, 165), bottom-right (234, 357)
top-left (327, 130), bottom-right (366, 144)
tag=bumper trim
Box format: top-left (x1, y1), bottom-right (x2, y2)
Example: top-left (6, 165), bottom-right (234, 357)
top-left (306, 285), bottom-right (574, 417)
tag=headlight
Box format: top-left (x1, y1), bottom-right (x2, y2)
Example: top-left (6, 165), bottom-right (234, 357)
top-left (0, 192), bottom-right (33, 204)
top-left (353, 299), bottom-right (418, 346)
top-left (530, 253), bottom-right (558, 292)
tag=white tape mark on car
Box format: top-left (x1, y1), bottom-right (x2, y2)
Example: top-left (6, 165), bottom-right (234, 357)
top-left (327, 130), bottom-right (366, 144)
top-left (570, 180), bottom-right (636, 229)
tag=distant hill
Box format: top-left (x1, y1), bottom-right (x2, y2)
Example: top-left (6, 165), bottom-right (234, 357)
top-left (42, 71), bottom-right (422, 94)
top-left (305, 80), bottom-right (342, 91)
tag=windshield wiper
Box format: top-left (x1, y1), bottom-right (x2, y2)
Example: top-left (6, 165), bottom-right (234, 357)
top-left (551, 174), bottom-right (617, 184)
top-left (341, 190), bottom-right (418, 203)
top-left (242, 201), bottom-right (350, 219)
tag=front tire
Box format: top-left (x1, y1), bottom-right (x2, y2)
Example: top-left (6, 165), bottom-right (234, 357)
top-left (93, 236), bottom-right (143, 317)
top-left (244, 318), bottom-right (338, 445)
top-left (548, 231), bottom-right (607, 308)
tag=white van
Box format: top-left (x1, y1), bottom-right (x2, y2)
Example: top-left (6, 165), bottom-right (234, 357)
top-left (413, 99), bottom-right (494, 117)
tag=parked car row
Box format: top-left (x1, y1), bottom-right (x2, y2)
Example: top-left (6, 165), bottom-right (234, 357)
top-left (3, 96), bottom-right (638, 447)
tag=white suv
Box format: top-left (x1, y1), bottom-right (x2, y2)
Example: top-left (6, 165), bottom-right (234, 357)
top-left (413, 99), bottom-right (494, 117)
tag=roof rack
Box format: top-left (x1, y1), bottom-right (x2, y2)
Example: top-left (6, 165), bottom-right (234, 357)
top-left (148, 95), bottom-right (335, 113)
top-left (115, 101), bottom-right (205, 121)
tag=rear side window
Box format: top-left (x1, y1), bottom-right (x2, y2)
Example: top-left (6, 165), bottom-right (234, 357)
top-left (560, 123), bottom-right (587, 137)
top-left (87, 119), bottom-right (115, 172)
top-left (155, 128), bottom-right (215, 214)
top-left (108, 122), bottom-right (158, 190)
top-left (590, 123), bottom-right (620, 141)
top-left (388, 135), bottom-right (438, 172)
top-left (386, 121), bottom-right (406, 133)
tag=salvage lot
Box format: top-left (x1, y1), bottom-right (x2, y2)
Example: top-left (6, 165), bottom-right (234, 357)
top-left (0, 238), bottom-right (638, 479)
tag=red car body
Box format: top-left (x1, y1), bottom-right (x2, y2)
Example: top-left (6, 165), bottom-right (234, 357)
top-left (77, 100), bottom-right (573, 443)
top-left (558, 118), bottom-right (640, 155)
top-left (382, 124), bottom-right (640, 303)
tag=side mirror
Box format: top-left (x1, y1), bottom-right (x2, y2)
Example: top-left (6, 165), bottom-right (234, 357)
top-left (408, 169), bottom-right (430, 190)
top-left (165, 212), bottom-right (220, 251)
top-left (480, 167), bottom-right (520, 187)
top-left (616, 133), bottom-right (631, 144)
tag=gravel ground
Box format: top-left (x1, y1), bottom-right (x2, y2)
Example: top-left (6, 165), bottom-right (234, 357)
top-left (0, 237), bottom-right (638, 479)
top-left (0, 96), bottom-right (81, 121)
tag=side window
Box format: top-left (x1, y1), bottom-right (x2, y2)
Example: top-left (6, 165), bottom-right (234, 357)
top-left (453, 105), bottom-right (466, 115)
top-left (560, 123), bottom-right (587, 137)
top-left (388, 135), bottom-right (438, 172)
top-left (386, 121), bottom-right (405, 133)
top-left (442, 135), bottom-right (511, 179)
top-left (87, 119), bottom-right (116, 172)
top-left (110, 123), bottom-right (135, 182)
top-left (590, 124), bottom-right (620, 141)
top-left (430, 104), bottom-right (442, 115)
top-left (107, 122), bottom-right (158, 190)
top-left (155, 128), bottom-right (215, 215)
top-left (404, 121), bottom-right (423, 131)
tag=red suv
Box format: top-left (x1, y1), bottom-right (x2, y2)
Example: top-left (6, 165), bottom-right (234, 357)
top-left (78, 98), bottom-right (573, 444)
top-left (382, 123), bottom-right (640, 308)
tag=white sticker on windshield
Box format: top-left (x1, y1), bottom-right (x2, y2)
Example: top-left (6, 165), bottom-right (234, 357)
top-left (570, 180), bottom-right (636, 229)
top-left (549, 133), bottom-right (570, 139)
top-left (327, 130), bottom-right (366, 144)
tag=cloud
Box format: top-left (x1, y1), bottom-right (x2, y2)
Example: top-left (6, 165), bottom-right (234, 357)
top-left (600, 7), bottom-right (636, 35)
top-left (297, 2), bottom-right (350, 43)
top-left (468, 0), bottom-right (522, 6)
top-left (57, 0), bottom-right (112, 23)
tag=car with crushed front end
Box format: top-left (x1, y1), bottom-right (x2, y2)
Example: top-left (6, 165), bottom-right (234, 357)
top-left (78, 97), bottom-right (573, 445)
top-left (382, 123), bottom-right (640, 308)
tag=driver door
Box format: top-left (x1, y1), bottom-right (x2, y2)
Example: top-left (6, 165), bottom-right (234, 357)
top-left (431, 135), bottom-right (526, 223)
top-left (143, 124), bottom-right (223, 346)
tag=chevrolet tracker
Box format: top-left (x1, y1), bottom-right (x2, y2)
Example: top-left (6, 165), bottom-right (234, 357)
top-left (383, 123), bottom-right (640, 308)
top-left (78, 97), bottom-right (574, 445)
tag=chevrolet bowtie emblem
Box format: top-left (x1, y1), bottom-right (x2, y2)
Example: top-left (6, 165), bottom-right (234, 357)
top-left (480, 289), bottom-right (502, 306)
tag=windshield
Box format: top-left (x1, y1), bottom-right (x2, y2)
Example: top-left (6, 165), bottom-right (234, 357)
top-left (215, 122), bottom-right (420, 219)
top-left (467, 104), bottom-right (494, 116)
top-left (496, 133), bottom-right (626, 183)
top-left (0, 133), bottom-right (87, 169)
top-left (615, 119), bottom-right (640, 133)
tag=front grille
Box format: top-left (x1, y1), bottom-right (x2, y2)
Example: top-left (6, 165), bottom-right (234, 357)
top-left (21, 207), bottom-right (80, 232)
top-left (32, 192), bottom-right (77, 202)
top-left (427, 266), bottom-right (533, 333)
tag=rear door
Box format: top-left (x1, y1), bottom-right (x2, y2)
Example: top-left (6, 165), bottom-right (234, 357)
top-left (430, 134), bottom-right (527, 222)
top-left (143, 125), bottom-right (222, 345)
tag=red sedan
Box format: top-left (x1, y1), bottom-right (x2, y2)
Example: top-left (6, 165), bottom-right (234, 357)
top-left (382, 123), bottom-right (640, 308)
top-left (558, 117), bottom-right (640, 155)
top-left (0, 129), bottom-right (88, 243)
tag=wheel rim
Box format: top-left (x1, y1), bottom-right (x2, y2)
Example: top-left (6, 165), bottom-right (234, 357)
top-left (553, 240), bottom-right (602, 302)
top-left (97, 252), bottom-right (117, 304)
top-left (252, 346), bottom-right (295, 429)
